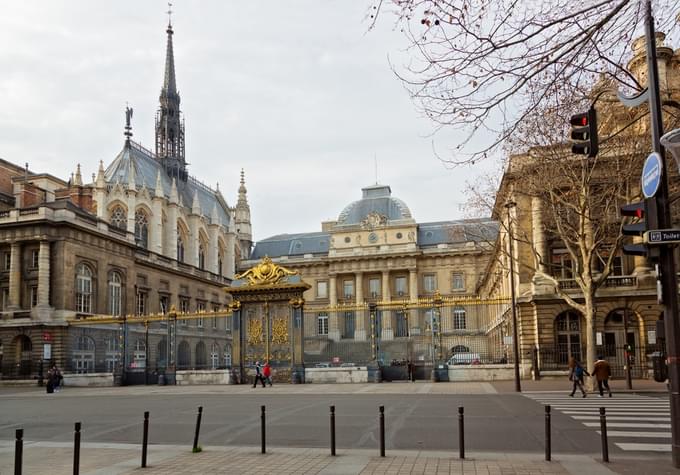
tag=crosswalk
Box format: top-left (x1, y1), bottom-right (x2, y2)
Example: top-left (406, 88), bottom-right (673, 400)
top-left (524, 392), bottom-right (670, 453)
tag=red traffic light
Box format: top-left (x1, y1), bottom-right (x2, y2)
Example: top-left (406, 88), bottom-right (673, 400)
top-left (620, 202), bottom-right (645, 218)
top-left (570, 113), bottom-right (588, 127)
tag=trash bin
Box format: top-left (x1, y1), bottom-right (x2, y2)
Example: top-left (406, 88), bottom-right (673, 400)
top-left (158, 374), bottom-right (166, 386)
top-left (435, 364), bottom-right (449, 382)
top-left (651, 352), bottom-right (667, 382)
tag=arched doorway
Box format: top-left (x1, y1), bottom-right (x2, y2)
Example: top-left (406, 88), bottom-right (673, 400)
top-left (13, 335), bottom-right (32, 377)
top-left (604, 308), bottom-right (640, 378)
top-left (157, 338), bottom-right (168, 370)
top-left (195, 341), bottom-right (207, 369)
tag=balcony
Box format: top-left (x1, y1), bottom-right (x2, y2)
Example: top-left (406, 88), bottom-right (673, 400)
top-left (557, 275), bottom-right (637, 290)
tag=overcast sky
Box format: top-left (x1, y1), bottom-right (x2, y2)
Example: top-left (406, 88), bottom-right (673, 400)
top-left (0, 1), bottom-right (499, 241)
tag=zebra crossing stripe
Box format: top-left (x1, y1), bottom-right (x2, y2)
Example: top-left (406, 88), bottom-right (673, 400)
top-left (583, 422), bottom-right (670, 429)
top-left (574, 415), bottom-right (669, 421)
top-left (598, 431), bottom-right (671, 438)
top-left (615, 443), bottom-right (670, 452)
top-left (565, 412), bottom-right (669, 417)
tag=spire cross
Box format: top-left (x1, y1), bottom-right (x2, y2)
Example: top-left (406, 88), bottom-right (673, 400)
top-left (167, 2), bottom-right (173, 26)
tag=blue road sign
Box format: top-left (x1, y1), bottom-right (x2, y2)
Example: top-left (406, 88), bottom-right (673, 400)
top-left (642, 152), bottom-right (662, 198)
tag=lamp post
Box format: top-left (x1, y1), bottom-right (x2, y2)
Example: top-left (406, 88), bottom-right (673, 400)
top-left (430, 290), bottom-right (443, 382)
top-left (505, 200), bottom-right (522, 392)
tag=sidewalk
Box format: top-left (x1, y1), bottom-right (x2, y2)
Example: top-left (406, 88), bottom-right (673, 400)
top-left (490, 378), bottom-right (667, 394)
top-left (5, 442), bottom-right (670, 475)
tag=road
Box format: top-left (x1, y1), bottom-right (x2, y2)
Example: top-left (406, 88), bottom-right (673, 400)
top-left (0, 384), bottom-right (670, 458)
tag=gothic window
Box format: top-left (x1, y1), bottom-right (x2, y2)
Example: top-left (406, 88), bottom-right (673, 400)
top-left (135, 210), bottom-right (149, 249)
top-left (177, 234), bottom-right (185, 263)
top-left (75, 263), bottom-right (93, 313)
top-left (198, 243), bottom-right (206, 270)
top-left (110, 206), bottom-right (126, 230)
top-left (108, 271), bottom-right (123, 316)
top-left (217, 249), bottom-right (224, 276)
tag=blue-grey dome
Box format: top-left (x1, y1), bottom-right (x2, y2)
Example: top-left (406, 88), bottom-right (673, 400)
top-left (337, 185), bottom-right (412, 226)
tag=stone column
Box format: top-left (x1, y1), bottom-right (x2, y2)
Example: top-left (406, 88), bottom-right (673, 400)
top-left (151, 198), bottom-right (163, 254)
top-left (36, 241), bottom-right (51, 307)
top-left (8, 243), bottom-right (21, 310)
top-left (328, 275), bottom-right (340, 341)
top-left (354, 272), bottom-right (366, 341)
top-left (168, 204), bottom-right (178, 260)
top-left (409, 269), bottom-right (419, 335)
top-left (381, 271), bottom-right (393, 340)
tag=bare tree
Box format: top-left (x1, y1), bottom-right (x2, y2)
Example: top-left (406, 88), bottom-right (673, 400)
top-left (467, 79), bottom-right (655, 379)
top-left (368, 0), bottom-right (679, 164)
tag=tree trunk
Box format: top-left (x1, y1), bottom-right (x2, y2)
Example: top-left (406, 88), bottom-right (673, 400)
top-left (584, 295), bottom-right (597, 392)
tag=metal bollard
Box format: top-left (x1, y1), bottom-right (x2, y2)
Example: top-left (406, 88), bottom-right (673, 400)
top-left (599, 407), bottom-right (609, 463)
top-left (330, 405), bottom-right (336, 456)
top-left (261, 405), bottom-right (266, 454)
top-left (141, 411), bottom-right (149, 468)
top-left (458, 406), bottom-right (465, 459)
top-left (544, 405), bottom-right (551, 462)
top-left (73, 422), bottom-right (82, 475)
top-left (379, 405), bottom-right (385, 457)
top-left (193, 406), bottom-right (203, 452)
top-left (14, 428), bottom-right (23, 475)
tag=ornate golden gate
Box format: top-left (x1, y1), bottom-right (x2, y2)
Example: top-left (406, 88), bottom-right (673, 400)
top-left (225, 257), bottom-right (310, 383)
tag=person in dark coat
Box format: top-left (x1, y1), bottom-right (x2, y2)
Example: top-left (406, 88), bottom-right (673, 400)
top-left (252, 361), bottom-right (265, 388)
top-left (45, 368), bottom-right (54, 394)
top-left (592, 355), bottom-right (613, 397)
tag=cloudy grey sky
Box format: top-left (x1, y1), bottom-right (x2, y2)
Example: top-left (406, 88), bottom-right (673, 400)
top-left (0, 1), bottom-right (497, 241)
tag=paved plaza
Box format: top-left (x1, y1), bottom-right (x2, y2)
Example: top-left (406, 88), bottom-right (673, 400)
top-left (0, 380), bottom-right (673, 474)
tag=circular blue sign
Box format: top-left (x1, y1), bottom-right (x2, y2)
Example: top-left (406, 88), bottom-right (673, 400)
top-left (642, 152), bottom-right (663, 198)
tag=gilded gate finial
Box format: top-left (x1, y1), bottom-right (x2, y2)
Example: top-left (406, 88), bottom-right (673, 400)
top-left (235, 256), bottom-right (298, 285)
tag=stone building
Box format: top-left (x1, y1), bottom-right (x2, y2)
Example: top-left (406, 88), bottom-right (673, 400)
top-left (477, 33), bottom-right (680, 379)
top-left (240, 184), bottom-right (500, 368)
top-left (0, 19), bottom-right (249, 381)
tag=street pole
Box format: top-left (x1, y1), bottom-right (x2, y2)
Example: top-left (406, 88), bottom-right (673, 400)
top-left (505, 201), bottom-right (522, 392)
top-left (430, 299), bottom-right (436, 382)
top-left (643, 1), bottom-right (680, 466)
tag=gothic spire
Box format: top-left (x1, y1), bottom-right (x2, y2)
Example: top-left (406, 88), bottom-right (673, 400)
top-left (155, 13), bottom-right (186, 182)
top-left (237, 169), bottom-right (248, 206)
top-left (163, 21), bottom-right (177, 97)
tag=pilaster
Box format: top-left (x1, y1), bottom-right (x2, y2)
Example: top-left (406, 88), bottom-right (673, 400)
top-left (328, 275), bottom-right (340, 341)
top-left (354, 272), bottom-right (366, 340)
top-left (8, 242), bottom-right (21, 310)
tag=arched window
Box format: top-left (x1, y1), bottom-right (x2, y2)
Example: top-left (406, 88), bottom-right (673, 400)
top-left (135, 210), bottom-right (149, 249)
top-left (157, 338), bottom-right (168, 369)
top-left (451, 345), bottom-right (470, 354)
top-left (105, 335), bottom-right (120, 373)
top-left (108, 271), bottom-right (123, 316)
top-left (210, 342), bottom-right (220, 369)
top-left (110, 205), bottom-right (126, 230)
top-left (195, 341), bottom-right (207, 368)
top-left (453, 307), bottom-right (466, 330)
top-left (73, 335), bottom-right (95, 374)
top-left (217, 250), bottom-right (224, 276)
top-left (555, 311), bottom-right (582, 364)
top-left (177, 233), bottom-right (185, 263)
top-left (198, 243), bottom-right (206, 270)
top-left (178, 341), bottom-right (191, 369)
top-left (75, 263), bottom-right (93, 313)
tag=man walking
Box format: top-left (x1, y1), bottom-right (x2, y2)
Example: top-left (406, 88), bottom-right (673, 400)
top-left (263, 361), bottom-right (273, 387)
top-left (593, 355), bottom-right (613, 398)
top-left (252, 361), bottom-right (265, 388)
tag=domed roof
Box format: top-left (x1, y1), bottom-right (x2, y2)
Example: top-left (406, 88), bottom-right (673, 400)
top-left (337, 185), bottom-right (412, 226)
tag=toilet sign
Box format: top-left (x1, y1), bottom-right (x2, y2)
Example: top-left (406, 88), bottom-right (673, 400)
top-left (642, 152), bottom-right (663, 198)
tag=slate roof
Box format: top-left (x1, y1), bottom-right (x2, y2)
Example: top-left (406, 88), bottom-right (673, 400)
top-left (104, 141), bottom-right (231, 226)
top-left (250, 231), bottom-right (330, 260)
top-left (337, 185), bottom-right (412, 225)
top-left (250, 220), bottom-right (498, 259)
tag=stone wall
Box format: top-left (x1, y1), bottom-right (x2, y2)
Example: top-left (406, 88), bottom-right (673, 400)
top-left (305, 366), bottom-right (369, 383)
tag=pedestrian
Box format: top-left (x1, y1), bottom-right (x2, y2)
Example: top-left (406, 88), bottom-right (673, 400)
top-left (263, 361), bottom-right (273, 387)
top-left (45, 368), bottom-right (54, 394)
top-left (52, 364), bottom-right (63, 392)
top-left (568, 356), bottom-right (589, 397)
top-left (252, 361), bottom-right (265, 388)
top-left (407, 360), bottom-right (415, 382)
top-left (592, 355), bottom-right (613, 398)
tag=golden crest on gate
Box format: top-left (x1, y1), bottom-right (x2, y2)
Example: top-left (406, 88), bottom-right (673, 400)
top-left (235, 256), bottom-right (298, 286)
top-left (271, 317), bottom-right (289, 344)
top-left (247, 318), bottom-right (263, 345)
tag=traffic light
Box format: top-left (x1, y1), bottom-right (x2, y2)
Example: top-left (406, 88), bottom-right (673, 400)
top-left (570, 107), bottom-right (598, 157)
top-left (620, 201), bottom-right (648, 256)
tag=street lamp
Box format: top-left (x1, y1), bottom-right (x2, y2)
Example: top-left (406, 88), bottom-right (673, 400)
top-left (504, 200), bottom-right (522, 393)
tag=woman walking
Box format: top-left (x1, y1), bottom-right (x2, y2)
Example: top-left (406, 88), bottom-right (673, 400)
top-left (568, 356), bottom-right (589, 397)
